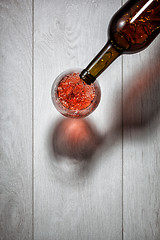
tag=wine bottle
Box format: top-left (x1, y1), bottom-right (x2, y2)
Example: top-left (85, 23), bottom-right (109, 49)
top-left (80, 0), bottom-right (160, 84)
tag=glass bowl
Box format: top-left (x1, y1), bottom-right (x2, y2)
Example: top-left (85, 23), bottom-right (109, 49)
top-left (51, 69), bottom-right (101, 118)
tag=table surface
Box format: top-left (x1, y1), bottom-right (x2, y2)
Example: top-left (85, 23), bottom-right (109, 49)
top-left (0, 0), bottom-right (160, 239)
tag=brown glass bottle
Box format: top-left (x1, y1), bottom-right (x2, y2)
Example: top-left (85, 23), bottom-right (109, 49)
top-left (80, 0), bottom-right (160, 84)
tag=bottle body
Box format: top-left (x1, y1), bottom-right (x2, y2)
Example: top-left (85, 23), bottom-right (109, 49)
top-left (80, 0), bottom-right (160, 84)
top-left (109, 0), bottom-right (160, 53)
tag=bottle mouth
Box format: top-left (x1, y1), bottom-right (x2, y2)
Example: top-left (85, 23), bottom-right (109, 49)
top-left (51, 68), bottom-right (101, 118)
top-left (79, 69), bottom-right (96, 85)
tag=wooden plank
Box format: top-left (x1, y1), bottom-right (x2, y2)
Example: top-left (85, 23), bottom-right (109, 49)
top-left (0, 0), bottom-right (32, 239)
top-left (34, 0), bottom-right (122, 240)
top-left (123, 22), bottom-right (160, 240)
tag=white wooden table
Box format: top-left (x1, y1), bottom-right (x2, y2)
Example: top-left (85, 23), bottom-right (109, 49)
top-left (0, 0), bottom-right (160, 239)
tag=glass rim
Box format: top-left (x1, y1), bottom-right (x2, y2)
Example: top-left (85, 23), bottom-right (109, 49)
top-left (51, 68), bottom-right (101, 118)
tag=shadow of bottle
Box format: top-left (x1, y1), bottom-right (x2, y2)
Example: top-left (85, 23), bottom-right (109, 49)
top-left (120, 49), bottom-right (160, 136)
top-left (105, 48), bottom-right (160, 147)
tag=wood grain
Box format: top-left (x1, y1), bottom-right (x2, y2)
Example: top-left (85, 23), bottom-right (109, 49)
top-left (2, 1), bottom-right (159, 239)
top-left (122, 1), bottom-right (160, 238)
top-left (0, 0), bottom-right (32, 239)
top-left (34, 0), bottom-right (122, 239)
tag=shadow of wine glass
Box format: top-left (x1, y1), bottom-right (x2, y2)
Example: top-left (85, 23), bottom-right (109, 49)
top-left (49, 118), bottom-right (102, 180)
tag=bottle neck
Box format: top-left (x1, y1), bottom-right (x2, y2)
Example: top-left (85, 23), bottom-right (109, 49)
top-left (80, 40), bottom-right (121, 84)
